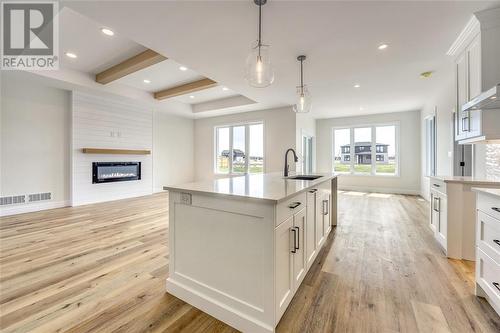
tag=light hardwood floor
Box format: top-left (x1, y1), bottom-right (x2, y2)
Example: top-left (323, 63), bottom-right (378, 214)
top-left (0, 192), bottom-right (499, 332)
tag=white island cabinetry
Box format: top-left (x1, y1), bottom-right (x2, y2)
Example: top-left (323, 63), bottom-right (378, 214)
top-left (164, 173), bottom-right (337, 333)
top-left (472, 188), bottom-right (500, 316)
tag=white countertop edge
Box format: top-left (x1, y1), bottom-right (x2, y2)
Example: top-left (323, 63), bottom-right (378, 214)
top-left (431, 176), bottom-right (500, 185)
top-left (471, 187), bottom-right (500, 198)
top-left (163, 173), bottom-right (337, 204)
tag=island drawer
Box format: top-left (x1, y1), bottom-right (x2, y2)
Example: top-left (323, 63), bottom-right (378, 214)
top-left (477, 192), bottom-right (500, 222)
top-left (476, 248), bottom-right (500, 311)
top-left (430, 178), bottom-right (446, 195)
top-left (276, 192), bottom-right (306, 227)
top-left (477, 210), bottom-right (500, 264)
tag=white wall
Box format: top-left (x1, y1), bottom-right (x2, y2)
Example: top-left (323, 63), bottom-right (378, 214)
top-left (193, 107), bottom-right (296, 181)
top-left (1, 71), bottom-right (71, 215)
top-left (153, 111), bottom-right (194, 191)
top-left (1, 72), bottom-right (195, 215)
top-left (420, 74), bottom-right (455, 200)
top-left (316, 110), bottom-right (421, 195)
top-left (296, 112), bottom-right (316, 172)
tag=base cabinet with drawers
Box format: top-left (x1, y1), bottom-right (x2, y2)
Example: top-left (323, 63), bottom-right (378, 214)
top-left (429, 178), bottom-right (450, 254)
top-left (165, 174), bottom-right (338, 333)
top-left (474, 189), bottom-right (500, 316)
top-left (428, 177), bottom-right (500, 260)
top-left (275, 181), bottom-right (333, 322)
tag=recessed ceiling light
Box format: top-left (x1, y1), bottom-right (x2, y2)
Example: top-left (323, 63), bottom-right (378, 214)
top-left (143, 79), bottom-right (151, 84)
top-left (101, 28), bottom-right (114, 36)
top-left (189, 95), bottom-right (195, 99)
top-left (360, 107), bottom-right (364, 111)
top-left (179, 66), bottom-right (188, 71)
top-left (65, 52), bottom-right (77, 59)
top-left (222, 87), bottom-right (229, 91)
top-left (378, 44), bottom-right (388, 50)
top-left (354, 84), bottom-right (360, 88)
top-left (491, 96), bottom-right (497, 100)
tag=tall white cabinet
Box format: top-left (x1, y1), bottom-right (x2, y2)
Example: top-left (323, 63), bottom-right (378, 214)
top-left (450, 8), bottom-right (500, 144)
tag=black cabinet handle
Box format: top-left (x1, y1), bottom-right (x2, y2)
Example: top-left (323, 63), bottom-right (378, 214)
top-left (493, 282), bottom-right (500, 292)
top-left (295, 227), bottom-right (300, 250)
top-left (493, 239), bottom-right (500, 247)
top-left (288, 202), bottom-right (301, 209)
top-left (308, 189), bottom-right (317, 193)
top-left (492, 207), bottom-right (500, 213)
top-left (291, 228), bottom-right (297, 253)
top-left (433, 183), bottom-right (440, 187)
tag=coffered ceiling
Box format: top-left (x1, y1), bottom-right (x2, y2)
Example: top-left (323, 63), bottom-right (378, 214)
top-left (62, 0), bottom-right (500, 119)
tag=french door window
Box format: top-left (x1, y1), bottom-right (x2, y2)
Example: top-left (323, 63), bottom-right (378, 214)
top-left (215, 122), bottom-right (264, 175)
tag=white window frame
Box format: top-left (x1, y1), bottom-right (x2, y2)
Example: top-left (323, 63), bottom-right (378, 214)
top-left (425, 114), bottom-right (436, 177)
top-left (331, 122), bottom-right (400, 177)
top-left (214, 121), bottom-right (265, 176)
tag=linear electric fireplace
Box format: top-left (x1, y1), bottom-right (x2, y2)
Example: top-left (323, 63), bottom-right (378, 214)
top-left (92, 162), bottom-right (141, 184)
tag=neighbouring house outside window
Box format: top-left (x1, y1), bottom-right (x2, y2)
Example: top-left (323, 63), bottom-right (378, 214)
top-left (215, 122), bottom-right (264, 175)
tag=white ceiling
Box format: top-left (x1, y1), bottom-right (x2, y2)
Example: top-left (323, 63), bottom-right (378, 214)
top-left (59, 8), bottom-right (146, 74)
top-left (65, 0), bottom-right (500, 119)
top-left (113, 60), bottom-right (204, 92)
top-left (173, 86), bottom-right (238, 104)
top-left (54, 6), bottom-right (243, 115)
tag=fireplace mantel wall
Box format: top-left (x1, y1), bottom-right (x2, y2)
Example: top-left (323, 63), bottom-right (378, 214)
top-left (71, 92), bottom-right (153, 206)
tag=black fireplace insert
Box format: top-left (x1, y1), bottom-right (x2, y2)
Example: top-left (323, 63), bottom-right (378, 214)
top-left (92, 162), bottom-right (141, 184)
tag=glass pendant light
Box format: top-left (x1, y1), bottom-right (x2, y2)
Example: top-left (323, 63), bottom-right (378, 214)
top-left (293, 55), bottom-right (311, 113)
top-left (245, 0), bottom-right (274, 87)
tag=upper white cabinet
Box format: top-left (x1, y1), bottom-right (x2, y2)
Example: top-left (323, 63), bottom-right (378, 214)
top-left (451, 8), bottom-right (500, 144)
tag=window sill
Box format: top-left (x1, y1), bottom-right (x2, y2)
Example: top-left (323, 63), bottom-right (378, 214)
top-left (335, 173), bottom-right (400, 178)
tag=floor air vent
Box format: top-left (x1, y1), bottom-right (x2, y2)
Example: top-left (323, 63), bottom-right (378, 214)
top-left (0, 193), bottom-right (51, 206)
top-left (28, 192), bottom-right (51, 202)
top-left (0, 195), bottom-right (26, 206)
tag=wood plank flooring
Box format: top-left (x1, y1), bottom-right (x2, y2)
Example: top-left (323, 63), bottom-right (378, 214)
top-left (1, 191), bottom-right (499, 332)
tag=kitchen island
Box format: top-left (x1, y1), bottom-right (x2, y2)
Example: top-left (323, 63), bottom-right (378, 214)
top-left (163, 172), bottom-right (337, 333)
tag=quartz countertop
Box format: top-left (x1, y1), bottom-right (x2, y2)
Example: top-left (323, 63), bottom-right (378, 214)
top-left (431, 175), bottom-right (500, 185)
top-left (472, 187), bottom-right (500, 198)
top-left (163, 172), bottom-right (336, 203)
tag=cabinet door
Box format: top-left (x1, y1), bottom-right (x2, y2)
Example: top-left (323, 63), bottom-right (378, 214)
top-left (275, 216), bottom-right (294, 319)
top-left (436, 195), bottom-right (447, 250)
top-left (306, 190), bottom-right (317, 269)
top-left (468, 109), bottom-right (482, 139)
top-left (456, 53), bottom-right (468, 140)
top-left (292, 208), bottom-right (307, 290)
top-left (322, 194), bottom-right (331, 236)
top-left (430, 192), bottom-right (438, 233)
top-left (315, 193), bottom-right (325, 248)
top-left (467, 34), bottom-right (481, 100)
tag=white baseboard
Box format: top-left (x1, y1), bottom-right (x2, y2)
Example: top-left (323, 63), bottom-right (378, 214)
top-left (153, 186), bottom-right (167, 193)
top-left (338, 185), bottom-right (421, 196)
top-left (0, 200), bottom-right (70, 217)
top-left (166, 278), bottom-right (273, 333)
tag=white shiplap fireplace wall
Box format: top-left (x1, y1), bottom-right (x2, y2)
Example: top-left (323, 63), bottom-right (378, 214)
top-left (72, 91), bottom-right (153, 206)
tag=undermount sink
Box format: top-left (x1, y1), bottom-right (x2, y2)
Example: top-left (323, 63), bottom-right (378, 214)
top-left (287, 175), bottom-right (323, 180)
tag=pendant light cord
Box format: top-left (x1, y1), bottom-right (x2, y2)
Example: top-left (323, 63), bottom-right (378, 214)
top-left (300, 58), bottom-right (304, 94)
top-left (258, 2), bottom-right (262, 57)
top-left (258, 3), bottom-right (262, 46)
